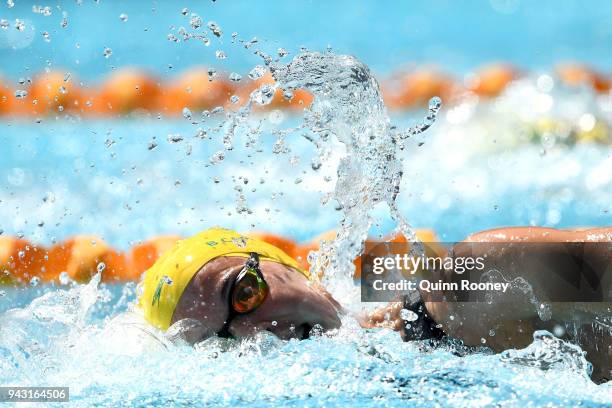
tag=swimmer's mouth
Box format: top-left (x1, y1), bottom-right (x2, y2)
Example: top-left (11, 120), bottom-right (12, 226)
top-left (298, 323), bottom-right (313, 340)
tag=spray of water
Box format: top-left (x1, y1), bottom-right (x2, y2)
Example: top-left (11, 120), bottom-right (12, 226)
top-left (220, 51), bottom-right (441, 303)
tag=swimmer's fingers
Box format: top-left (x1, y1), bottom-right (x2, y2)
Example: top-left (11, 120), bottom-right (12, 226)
top-left (361, 301), bottom-right (404, 329)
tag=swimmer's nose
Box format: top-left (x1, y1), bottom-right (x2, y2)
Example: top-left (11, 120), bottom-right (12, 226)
top-left (259, 289), bottom-right (341, 340)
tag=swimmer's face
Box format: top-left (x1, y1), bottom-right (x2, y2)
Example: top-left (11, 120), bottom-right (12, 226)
top-left (172, 256), bottom-right (342, 340)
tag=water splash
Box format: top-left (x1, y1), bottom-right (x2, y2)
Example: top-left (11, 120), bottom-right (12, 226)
top-left (221, 51), bottom-right (441, 304)
top-left (500, 330), bottom-right (593, 378)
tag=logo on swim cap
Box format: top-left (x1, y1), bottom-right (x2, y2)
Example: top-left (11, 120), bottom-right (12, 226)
top-left (152, 275), bottom-right (173, 307)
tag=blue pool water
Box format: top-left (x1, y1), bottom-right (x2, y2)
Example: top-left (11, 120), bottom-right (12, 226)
top-left (1, 105), bottom-right (611, 248)
top-left (1, 0), bottom-right (612, 80)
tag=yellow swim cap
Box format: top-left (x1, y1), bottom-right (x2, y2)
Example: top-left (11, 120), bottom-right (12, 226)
top-left (138, 227), bottom-right (309, 331)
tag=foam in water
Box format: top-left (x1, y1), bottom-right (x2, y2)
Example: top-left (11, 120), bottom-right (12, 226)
top-left (2, 278), bottom-right (609, 406)
top-left (500, 330), bottom-right (593, 378)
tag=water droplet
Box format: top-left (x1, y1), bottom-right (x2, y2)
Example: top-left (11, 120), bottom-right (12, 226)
top-left (42, 31), bottom-right (51, 42)
top-left (190, 15), bottom-right (202, 29)
top-left (103, 47), bottom-right (112, 58)
top-left (250, 84), bottom-right (275, 106)
top-left (210, 150), bottom-right (225, 165)
top-left (248, 65), bottom-right (266, 80)
top-left (97, 262), bottom-right (106, 273)
top-left (399, 309), bottom-right (419, 322)
top-left (163, 275), bottom-right (173, 285)
top-left (60, 16), bottom-right (68, 28)
top-left (481, 337), bottom-right (487, 344)
top-left (230, 95), bottom-right (239, 104)
top-left (18, 250), bottom-right (25, 260)
top-left (553, 324), bottom-right (565, 337)
top-left (229, 72), bottom-right (242, 82)
top-left (14, 89), bottom-right (28, 99)
top-left (489, 329), bottom-right (496, 336)
top-left (232, 236), bottom-right (248, 248)
top-left (181, 8), bottom-right (189, 16)
top-left (277, 48), bottom-right (288, 57)
top-left (207, 21), bottom-right (222, 37)
top-left (282, 90), bottom-right (294, 101)
top-left (14, 19), bottom-right (25, 31)
top-left (167, 133), bottom-right (184, 143)
top-left (429, 96), bottom-right (442, 110)
top-left (182, 107), bottom-right (192, 120)
top-left (215, 50), bottom-right (226, 60)
top-left (7, 0), bottom-right (15, 8)
top-left (268, 109), bottom-right (284, 124)
top-left (271, 320), bottom-right (278, 327)
top-left (119, 13), bottom-right (128, 22)
top-left (30, 276), bottom-right (40, 287)
top-left (0, 19), bottom-right (9, 30)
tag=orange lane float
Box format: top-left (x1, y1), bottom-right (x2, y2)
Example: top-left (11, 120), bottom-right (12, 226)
top-left (127, 235), bottom-right (182, 281)
top-left (94, 69), bottom-right (161, 115)
top-left (382, 69), bottom-right (461, 110)
top-left (0, 237), bottom-right (47, 285)
top-left (0, 77), bottom-right (14, 115)
top-left (556, 63), bottom-right (611, 93)
top-left (0, 228), bottom-right (453, 284)
top-left (157, 68), bottom-right (234, 114)
top-left (1, 63), bottom-right (610, 116)
top-left (44, 236), bottom-right (127, 283)
top-left (466, 63), bottom-right (518, 98)
top-left (28, 71), bottom-right (83, 115)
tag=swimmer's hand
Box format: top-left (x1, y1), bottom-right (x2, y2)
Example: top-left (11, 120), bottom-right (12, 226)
top-left (359, 297), bottom-right (445, 342)
top-left (358, 301), bottom-right (406, 331)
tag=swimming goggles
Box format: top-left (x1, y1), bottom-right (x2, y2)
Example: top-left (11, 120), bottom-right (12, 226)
top-left (217, 252), bottom-right (269, 338)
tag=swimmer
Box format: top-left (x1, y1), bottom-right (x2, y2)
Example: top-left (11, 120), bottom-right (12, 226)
top-left (138, 227), bottom-right (610, 382)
